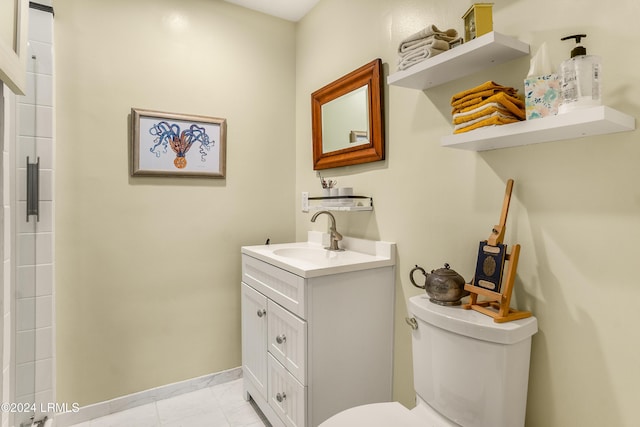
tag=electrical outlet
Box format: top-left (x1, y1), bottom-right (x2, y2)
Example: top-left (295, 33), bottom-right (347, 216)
top-left (301, 192), bottom-right (309, 212)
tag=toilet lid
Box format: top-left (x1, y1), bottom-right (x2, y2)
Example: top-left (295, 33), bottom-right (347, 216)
top-left (320, 402), bottom-right (423, 427)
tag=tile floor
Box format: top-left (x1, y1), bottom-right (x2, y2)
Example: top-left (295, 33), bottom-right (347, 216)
top-left (67, 379), bottom-right (270, 427)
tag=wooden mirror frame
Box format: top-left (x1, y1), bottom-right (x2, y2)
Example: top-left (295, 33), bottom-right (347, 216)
top-left (311, 58), bottom-right (384, 170)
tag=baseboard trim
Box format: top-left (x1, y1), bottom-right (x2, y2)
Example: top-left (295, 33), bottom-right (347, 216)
top-left (54, 367), bottom-right (242, 427)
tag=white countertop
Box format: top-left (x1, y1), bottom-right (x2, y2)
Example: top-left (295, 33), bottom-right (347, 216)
top-left (241, 232), bottom-right (396, 278)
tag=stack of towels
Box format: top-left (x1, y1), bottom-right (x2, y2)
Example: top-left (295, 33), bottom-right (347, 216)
top-left (398, 25), bottom-right (462, 71)
top-left (450, 81), bottom-right (526, 134)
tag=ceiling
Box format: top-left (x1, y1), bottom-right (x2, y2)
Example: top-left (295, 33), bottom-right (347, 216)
top-left (223, 0), bottom-right (320, 22)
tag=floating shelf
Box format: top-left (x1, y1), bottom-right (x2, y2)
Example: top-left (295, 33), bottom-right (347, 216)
top-left (307, 195), bottom-right (373, 212)
top-left (387, 31), bottom-right (635, 151)
top-left (387, 32), bottom-right (530, 90)
top-left (441, 106), bottom-right (636, 151)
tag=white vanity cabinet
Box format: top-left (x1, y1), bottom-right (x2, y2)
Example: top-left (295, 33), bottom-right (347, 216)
top-left (241, 235), bottom-right (396, 427)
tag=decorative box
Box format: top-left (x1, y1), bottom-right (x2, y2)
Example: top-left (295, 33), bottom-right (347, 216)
top-left (462, 3), bottom-right (493, 42)
top-left (524, 74), bottom-right (560, 120)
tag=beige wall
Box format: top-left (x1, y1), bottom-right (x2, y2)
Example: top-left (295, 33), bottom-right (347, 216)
top-left (296, 1), bottom-right (640, 426)
top-left (54, 0), bottom-right (296, 406)
top-left (54, 0), bottom-right (640, 424)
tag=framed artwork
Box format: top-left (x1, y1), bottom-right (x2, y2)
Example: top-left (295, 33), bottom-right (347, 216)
top-left (131, 108), bottom-right (227, 178)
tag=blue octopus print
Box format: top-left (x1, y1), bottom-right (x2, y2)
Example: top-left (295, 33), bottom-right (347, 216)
top-left (148, 121), bottom-right (215, 169)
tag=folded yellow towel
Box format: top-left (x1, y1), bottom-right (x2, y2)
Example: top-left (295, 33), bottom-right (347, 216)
top-left (453, 115), bottom-right (521, 134)
top-left (449, 81), bottom-right (525, 134)
top-left (451, 87), bottom-right (519, 110)
top-left (454, 92), bottom-right (525, 120)
top-left (451, 81), bottom-right (514, 104)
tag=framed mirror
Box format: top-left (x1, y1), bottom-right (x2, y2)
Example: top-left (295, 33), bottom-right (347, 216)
top-left (312, 58), bottom-right (384, 170)
top-left (0, 0), bottom-right (28, 94)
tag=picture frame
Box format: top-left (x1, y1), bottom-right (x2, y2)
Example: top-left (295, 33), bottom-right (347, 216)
top-left (130, 108), bottom-right (227, 178)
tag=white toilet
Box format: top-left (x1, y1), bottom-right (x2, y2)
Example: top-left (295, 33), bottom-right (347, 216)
top-left (320, 294), bottom-right (538, 427)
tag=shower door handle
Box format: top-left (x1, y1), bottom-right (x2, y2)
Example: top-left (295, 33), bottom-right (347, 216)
top-left (26, 157), bottom-right (40, 222)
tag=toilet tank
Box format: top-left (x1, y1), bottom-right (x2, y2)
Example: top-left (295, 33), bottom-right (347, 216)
top-left (407, 295), bottom-right (538, 427)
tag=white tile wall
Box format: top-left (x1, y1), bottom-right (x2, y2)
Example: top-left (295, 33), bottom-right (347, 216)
top-left (1, 84), bottom-right (10, 427)
top-left (15, 330), bottom-right (35, 364)
top-left (16, 298), bottom-right (36, 331)
top-left (26, 41), bottom-right (54, 76)
top-left (18, 136), bottom-right (54, 168)
top-left (2, 206), bottom-right (9, 260)
top-left (17, 104), bottom-right (54, 138)
top-left (13, 5), bottom-right (56, 427)
top-left (16, 361), bottom-right (35, 397)
top-left (16, 264), bottom-right (36, 298)
top-left (36, 264), bottom-right (54, 295)
top-left (35, 295), bottom-right (52, 329)
top-left (22, 73), bottom-right (54, 107)
top-left (28, 6), bottom-right (54, 44)
top-left (35, 326), bottom-right (52, 360)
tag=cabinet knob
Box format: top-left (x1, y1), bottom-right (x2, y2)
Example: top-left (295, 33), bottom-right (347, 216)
top-left (257, 309), bottom-right (266, 318)
top-left (276, 334), bottom-right (287, 344)
top-left (276, 392), bottom-right (287, 402)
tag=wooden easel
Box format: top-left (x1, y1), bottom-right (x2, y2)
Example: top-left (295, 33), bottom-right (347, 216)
top-left (463, 179), bottom-right (531, 323)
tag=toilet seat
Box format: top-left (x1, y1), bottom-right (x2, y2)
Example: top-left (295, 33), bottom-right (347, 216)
top-left (319, 402), bottom-right (423, 427)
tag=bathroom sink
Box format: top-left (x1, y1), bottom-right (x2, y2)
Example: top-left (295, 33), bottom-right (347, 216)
top-left (272, 247), bottom-right (361, 261)
top-left (273, 247), bottom-right (336, 260)
top-left (241, 231), bottom-right (396, 278)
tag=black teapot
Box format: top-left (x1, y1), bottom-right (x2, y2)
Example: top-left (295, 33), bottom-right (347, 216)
top-left (409, 263), bottom-right (469, 306)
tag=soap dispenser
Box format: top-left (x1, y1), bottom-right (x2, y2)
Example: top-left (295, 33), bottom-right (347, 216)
top-left (559, 34), bottom-right (602, 114)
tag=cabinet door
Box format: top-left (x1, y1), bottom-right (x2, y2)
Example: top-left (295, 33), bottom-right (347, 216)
top-left (268, 353), bottom-right (306, 427)
top-left (268, 299), bottom-right (307, 384)
top-left (241, 283), bottom-right (268, 400)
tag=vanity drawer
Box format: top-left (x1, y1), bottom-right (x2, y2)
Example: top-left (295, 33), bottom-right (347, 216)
top-left (268, 299), bottom-right (307, 384)
top-left (268, 353), bottom-right (306, 427)
top-left (242, 254), bottom-right (306, 318)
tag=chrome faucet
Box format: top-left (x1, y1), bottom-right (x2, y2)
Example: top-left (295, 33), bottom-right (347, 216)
top-left (310, 210), bottom-right (343, 251)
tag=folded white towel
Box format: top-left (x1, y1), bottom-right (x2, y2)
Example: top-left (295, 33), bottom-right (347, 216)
top-left (453, 111), bottom-right (518, 131)
top-left (397, 45), bottom-right (447, 70)
top-left (398, 37), bottom-right (450, 56)
top-left (399, 25), bottom-right (460, 53)
top-left (452, 102), bottom-right (505, 119)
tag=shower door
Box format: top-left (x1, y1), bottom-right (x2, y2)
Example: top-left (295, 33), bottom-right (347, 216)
top-left (14, 5), bottom-right (55, 425)
top-left (14, 57), bottom-right (41, 427)
top-left (14, 159), bottom-right (39, 427)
